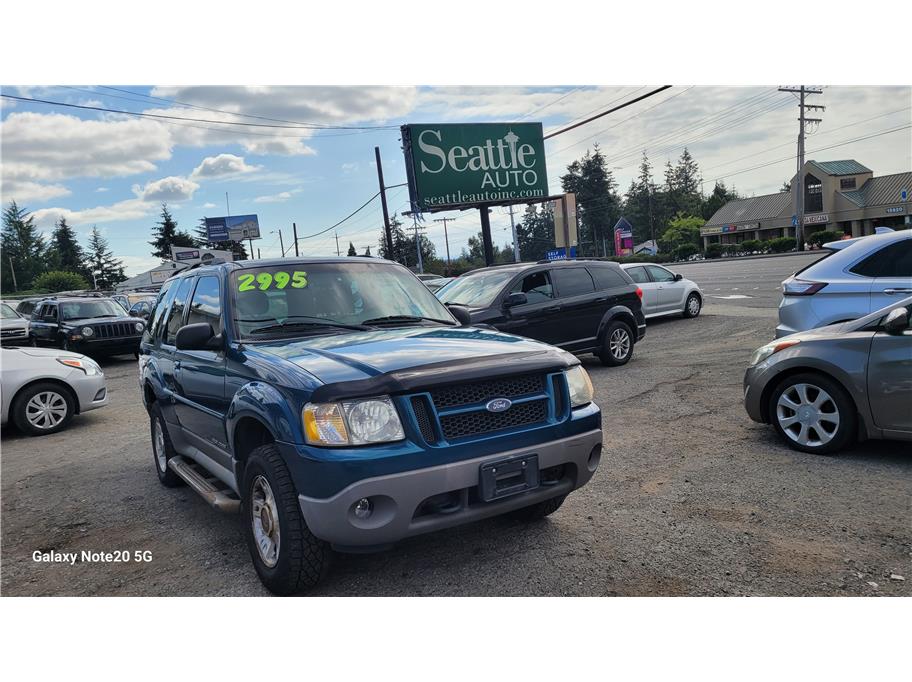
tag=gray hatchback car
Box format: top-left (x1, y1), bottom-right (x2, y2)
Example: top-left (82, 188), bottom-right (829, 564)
top-left (744, 296), bottom-right (912, 454)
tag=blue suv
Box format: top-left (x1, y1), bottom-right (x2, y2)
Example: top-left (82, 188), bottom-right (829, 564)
top-left (139, 257), bottom-right (602, 594)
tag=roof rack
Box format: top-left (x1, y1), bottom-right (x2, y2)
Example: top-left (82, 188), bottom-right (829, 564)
top-left (534, 257), bottom-right (614, 264)
top-left (183, 258), bottom-right (227, 272)
top-left (37, 291), bottom-right (108, 300)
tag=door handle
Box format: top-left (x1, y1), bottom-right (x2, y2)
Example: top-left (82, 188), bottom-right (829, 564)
top-left (594, 297), bottom-right (607, 303)
top-left (883, 288), bottom-right (912, 295)
top-left (544, 306), bottom-right (562, 313)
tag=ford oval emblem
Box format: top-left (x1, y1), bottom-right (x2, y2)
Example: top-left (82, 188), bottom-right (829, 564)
top-left (486, 398), bottom-right (512, 413)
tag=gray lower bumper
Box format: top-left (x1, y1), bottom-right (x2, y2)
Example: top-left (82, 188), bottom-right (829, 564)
top-left (298, 429), bottom-right (603, 550)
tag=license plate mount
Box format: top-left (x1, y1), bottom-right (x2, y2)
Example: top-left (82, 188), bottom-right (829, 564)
top-left (479, 453), bottom-right (540, 502)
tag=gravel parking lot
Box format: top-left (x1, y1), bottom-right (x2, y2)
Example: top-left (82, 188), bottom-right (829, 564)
top-left (2, 254), bottom-right (909, 596)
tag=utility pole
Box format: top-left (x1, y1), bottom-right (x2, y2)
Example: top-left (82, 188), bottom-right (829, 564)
top-left (412, 214), bottom-right (424, 273)
top-left (479, 206), bottom-right (494, 266)
top-left (433, 217), bottom-right (454, 271)
top-left (779, 86), bottom-right (824, 251)
top-left (508, 205), bottom-right (520, 263)
top-left (375, 147), bottom-right (394, 259)
top-left (292, 222), bottom-right (300, 257)
top-left (8, 257), bottom-right (17, 291)
top-left (648, 182), bottom-right (655, 251)
top-left (334, 231), bottom-right (341, 257)
top-left (278, 229), bottom-right (285, 256)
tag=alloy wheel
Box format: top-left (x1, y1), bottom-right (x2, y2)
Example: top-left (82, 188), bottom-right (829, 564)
top-left (251, 475), bottom-right (281, 568)
top-left (609, 327), bottom-right (631, 360)
top-left (153, 419), bottom-right (167, 472)
top-left (776, 383), bottom-right (840, 447)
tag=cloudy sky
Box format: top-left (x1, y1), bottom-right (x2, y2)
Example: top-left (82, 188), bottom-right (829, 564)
top-left (1, 85), bottom-right (909, 275)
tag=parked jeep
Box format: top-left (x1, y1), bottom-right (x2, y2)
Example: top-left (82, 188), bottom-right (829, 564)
top-left (139, 258), bottom-right (602, 594)
top-left (29, 295), bottom-right (146, 357)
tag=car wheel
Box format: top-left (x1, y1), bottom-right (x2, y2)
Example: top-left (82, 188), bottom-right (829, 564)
top-left (60, 337), bottom-right (70, 351)
top-left (149, 402), bottom-right (184, 487)
top-left (683, 293), bottom-right (702, 318)
top-left (28, 335), bottom-right (38, 347)
top-left (11, 382), bottom-right (76, 436)
top-left (242, 443), bottom-right (332, 595)
top-left (509, 494), bottom-right (566, 522)
top-left (599, 320), bottom-right (634, 366)
top-left (768, 373), bottom-right (856, 455)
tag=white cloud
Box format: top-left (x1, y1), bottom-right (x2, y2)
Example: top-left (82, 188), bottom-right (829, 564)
top-left (132, 175), bottom-right (200, 202)
top-left (253, 189), bottom-right (302, 203)
top-left (95, 186), bottom-right (109, 192)
top-left (33, 198), bottom-right (151, 228)
top-left (202, 202), bottom-right (217, 208)
top-left (119, 255), bottom-right (166, 277)
top-left (191, 153), bottom-right (260, 178)
top-left (341, 162), bottom-right (359, 172)
top-left (0, 179), bottom-right (71, 202)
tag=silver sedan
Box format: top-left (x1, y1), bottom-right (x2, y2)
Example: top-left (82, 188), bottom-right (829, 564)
top-left (744, 296), bottom-right (912, 454)
top-left (620, 263), bottom-right (703, 319)
top-left (1, 346), bottom-right (108, 436)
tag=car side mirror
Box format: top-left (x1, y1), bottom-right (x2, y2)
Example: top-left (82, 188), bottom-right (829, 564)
top-left (446, 304), bottom-right (472, 327)
top-left (674, 273), bottom-right (683, 281)
top-left (175, 322), bottom-right (220, 350)
top-left (128, 309), bottom-right (139, 317)
top-left (883, 308), bottom-right (908, 335)
top-left (504, 292), bottom-right (528, 308)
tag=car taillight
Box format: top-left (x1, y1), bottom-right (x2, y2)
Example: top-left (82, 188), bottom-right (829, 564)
top-left (635, 286), bottom-right (643, 301)
top-left (782, 279), bottom-right (827, 296)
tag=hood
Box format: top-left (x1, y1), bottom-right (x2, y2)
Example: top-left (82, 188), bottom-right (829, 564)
top-left (6, 347), bottom-right (85, 359)
top-left (243, 325), bottom-right (575, 387)
top-left (0, 318), bottom-right (29, 328)
top-left (65, 315), bottom-right (135, 326)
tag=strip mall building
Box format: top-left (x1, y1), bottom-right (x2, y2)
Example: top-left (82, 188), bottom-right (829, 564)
top-left (701, 160), bottom-right (911, 249)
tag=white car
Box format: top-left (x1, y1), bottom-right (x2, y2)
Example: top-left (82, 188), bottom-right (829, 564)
top-left (620, 263), bottom-right (704, 319)
top-left (1, 347), bottom-right (108, 436)
top-left (0, 302), bottom-right (30, 345)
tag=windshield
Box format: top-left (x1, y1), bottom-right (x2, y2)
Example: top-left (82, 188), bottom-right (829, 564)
top-left (230, 262), bottom-right (456, 338)
top-left (436, 270), bottom-right (517, 308)
top-left (1, 303), bottom-right (19, 319)
top-left (60, 299), bottom-right (126, 320)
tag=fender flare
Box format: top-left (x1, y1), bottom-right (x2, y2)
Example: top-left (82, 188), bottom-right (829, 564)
top-left (226, 381), bottom-right (300, 453)
top-left (595, 305), bottom-right (638, 347)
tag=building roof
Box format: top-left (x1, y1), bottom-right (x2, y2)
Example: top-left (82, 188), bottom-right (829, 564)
top-left (705, 191), bottom-right (791, 227)
top-left (808, 159), bottom-right (872, 176)
top-left (839, 171), bottom-right (912, 208)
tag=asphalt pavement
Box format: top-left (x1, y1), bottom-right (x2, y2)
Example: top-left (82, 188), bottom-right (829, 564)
top-left (2, 253), bottom-right (909, 596)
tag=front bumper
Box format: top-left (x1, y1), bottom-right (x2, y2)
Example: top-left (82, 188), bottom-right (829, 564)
top-left (0, 331), bottom-right (30, 345)
top-left (68, 337), bottom-right (140, 355)
top-left (68, 371), bottom-right (109, 413)
top-left (298, 428), bottom-right (603, 550)
top-left (743, 363), bottom-right (776, 423)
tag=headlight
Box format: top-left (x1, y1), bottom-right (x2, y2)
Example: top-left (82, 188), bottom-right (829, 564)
top-left (748, 339), bottom-right (800, 367)
top-left (303, 396), bottom-right (404, 446)
top-left (81, 326), bottom-right (94, 336)
top-left (134, 322), bottom-right (144, 332)
top-left (57, 357), bottom-right (102, 376)
top-left (566, 365), bottom-right (594, 408)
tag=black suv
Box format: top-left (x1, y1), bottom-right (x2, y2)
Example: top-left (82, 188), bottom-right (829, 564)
top-left (437, 260), bottom-right (646, 366)
top-left (29, 295), bottom-right (146, 356)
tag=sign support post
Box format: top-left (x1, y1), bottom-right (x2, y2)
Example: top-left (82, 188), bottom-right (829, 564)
top-left (375, 146), bottom-right (393, 259)
top-left (479, 206), bottom-right (494, 266)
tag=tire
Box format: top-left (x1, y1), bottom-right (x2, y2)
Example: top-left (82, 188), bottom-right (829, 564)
top-left (11, 381), bottom-right (76, 436)
top-left (682, 292), bottom-right (702, 318)
top-left (509, 495), bottom-right (567, 522)
top-left (768, 372), bottom-right (856, 455)
top-left (599, 320), bottom-right (634, 366)
top-left (149, 402), bottom-right (184, 487)
top-left (60, 337), bottom-right (70, 351)
top-left (242, 443), bottom-right (332, 595)
top-left (28, 335), bottom-right (37, 347)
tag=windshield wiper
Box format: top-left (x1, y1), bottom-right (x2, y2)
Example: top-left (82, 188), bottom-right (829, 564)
top-left (360, 314), bottom-right (456, 326)
top-left (248, 319), bottom-right (370, 335)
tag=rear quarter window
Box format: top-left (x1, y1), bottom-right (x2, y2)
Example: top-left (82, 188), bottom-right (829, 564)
top-left (849, 238), bottom-right (912, 278)
top-left (552, 267), bottom-right (595, 298)
top-left (589, 265), bottom-right (629, 289)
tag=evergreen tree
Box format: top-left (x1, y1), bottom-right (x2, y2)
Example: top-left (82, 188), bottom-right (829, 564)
top-left (560, 144), bottom-right (620, 257)
top-left (702, 181), bottom-right (741, 221)
top-left (362, 245), bottom-right (372, 257)
top-left (193, 219), bottom-right (248, 261)
top-left (622, 152), bottom-right (660, 245)
top-left (47, 217), bottom-right (88, 276)
top-left (1, 201), bottom-right (47, 291)
top-left (347, 241), bottom-right (357, 256)
top-left (86, 226), bottom-right (126, 289)
top-left (378, 213), bottom-right (410, 265)
top-left (515, 203), bottom-right (555, 261)
top-left (663, 148), bottom-right (703, 216)
top-left (149, 203), bottom-right (195, 259)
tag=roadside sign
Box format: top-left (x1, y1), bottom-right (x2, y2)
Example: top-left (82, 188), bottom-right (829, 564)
top-left (401, 122), bottom-right (549, 213)
top-left (613, 217), bottom-right (634, 256)
top-left (205, 214), bottom-right (260, 242)
top-left (791, 214), bottom-right (798, 227)
top-left (170, 246), bottom-right (234, 264)
top-left (902, 189), bottom-right (908, 201)
top-left (553, 193), bottom-right (578, 248)
top-left (546, 246), bottom-right (576, 261)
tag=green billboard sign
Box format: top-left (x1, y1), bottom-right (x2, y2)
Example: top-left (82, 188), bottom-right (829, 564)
top-left (401, 122), bottom-right (549, 212)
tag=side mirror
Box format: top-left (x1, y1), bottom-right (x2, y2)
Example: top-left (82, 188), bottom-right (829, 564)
top-left (504, 292), bottom-right (528, 308)
top-left (883, 307), bottom-right (908, 335)
top-left (446, 304), bottom-right (472, 327)
top-left (175, 322), bottom-right (219, 350)
top-left (128, 309), bottom-right (139, 317)
top-left (674, 273), bottom-right (683, 281)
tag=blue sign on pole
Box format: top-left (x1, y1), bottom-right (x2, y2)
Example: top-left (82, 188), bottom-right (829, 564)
top-left (546, 246), bottom-right (577, 261)
top-left (901, 189), bottom-right (908, 201)
top-left (791, 214), bottom-right (798, 227)
top-left (205, 217), bottom-right (230, 241)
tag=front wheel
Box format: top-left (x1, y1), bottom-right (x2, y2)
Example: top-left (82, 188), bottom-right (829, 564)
top-left (768, 373), bottom-right (856, 454)
top-left (683, 292), bottom-right (702, 318)
top-left (11, 382), bottom-right (75, 436)
top-left (149, 402), bottom-right (184, 487)
top-left (242, 443), bottom-right (331, 595)
top-left (599, 320), bottom-right (634, 366)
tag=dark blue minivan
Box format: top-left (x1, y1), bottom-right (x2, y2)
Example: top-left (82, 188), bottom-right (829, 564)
top-left (139, 257), bottom-right (602, 594)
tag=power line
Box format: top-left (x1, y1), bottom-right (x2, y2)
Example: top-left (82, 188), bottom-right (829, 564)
top-left (516, 87), bottom-right (583, 120)
top-left (542, 86), bottom-right (673, 140)
top-left (0, 94), bottom-right (399, 130)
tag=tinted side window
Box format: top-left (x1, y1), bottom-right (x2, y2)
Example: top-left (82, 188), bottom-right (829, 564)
top-left (589, 265), bottom-right (628, 289)
top-left (552, 267), bottom-right (595, 298)
top-left (45, 304), bottom-right (58, 321)
top-left (146, 282), bottom-right (175, 343)
top-left (187, 276), bottom-right (221, 329)
top-left (850, 239), bottom-right (912, 278)
top-left (164, 278), bottom-right (194, 345)
top-left (625, 266), bottom-right (650, 284)
top-left (511, 271), bottom-right (554, 303)
top-left (646, 265), bottom-right (675, 283)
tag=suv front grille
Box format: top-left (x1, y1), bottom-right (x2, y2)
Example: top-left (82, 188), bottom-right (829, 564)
top-left (438, 398), bottom-right (548, 440)
top-left (429, 374), bottom-right (544, 409)
top-left (91, 322), bottom-right (139, 338)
